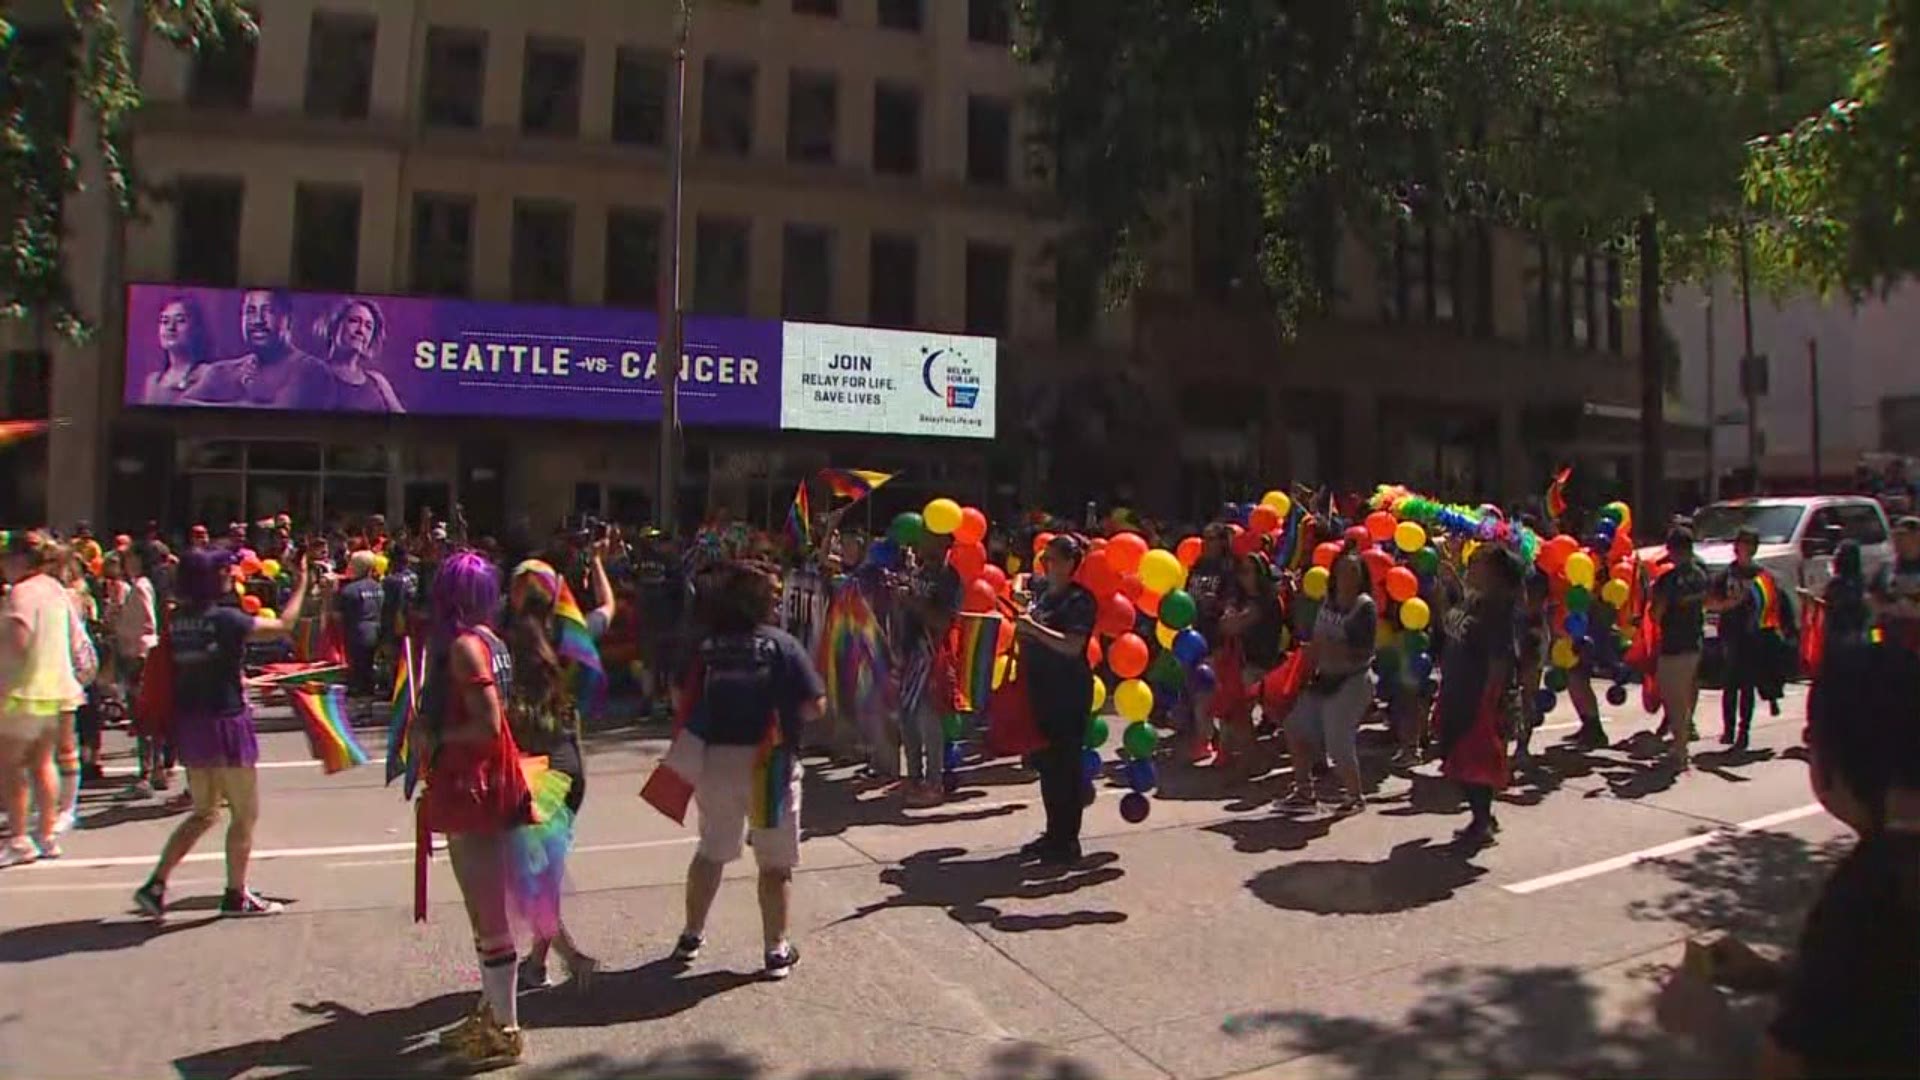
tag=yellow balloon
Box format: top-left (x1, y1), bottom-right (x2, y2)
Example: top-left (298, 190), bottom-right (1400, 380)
top-left (1302, 565), bottom-right (1329, 600)
top-left (372, 554), bottom-right (390, 578)
top-left (1550, 636), bottom-right (1577, 669)
top-left (1155, 621), bottom-right (1177, 649)
top-left (1261, 490), bottom-right (1292, 518)
top-left (1393, 520), bottom-right (1428, 554)
top-left (923, 498), bottom-right (963, 535)
top-left (1600, 578), bottom-right (1630, 608)
top-left (1564, 551), bottom-right (1596, 589)
top-left (1138, 548), bottom-right (1186, 594)
top-left (1399, 596), bottom-right (1432, 631)
top-left (1114, 678), bottom-right (1154, 722)
top-left (1090, 675), bottom-right (1108, 713)
top-left (260, 559), bottom-right (281, 579)
top-left (258, 608), bottom-right (276, 621)
top-left (1006, 555), bottom-right (1023, 575)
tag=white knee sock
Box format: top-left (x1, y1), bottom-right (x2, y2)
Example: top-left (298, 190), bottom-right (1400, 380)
top-left (57, 770), bottom-right (79, 819)
top-left (479, 954), bottom-right (519, 1028)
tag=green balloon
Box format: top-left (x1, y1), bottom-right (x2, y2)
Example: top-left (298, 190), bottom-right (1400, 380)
top-left (1412, 547), bottom-right (1440, 576)
top-left (890, 512), bottom-right (925, 546)
top-left (1545, 667), bottom-right (1569, 692)
top-left (1403, 631), bottom-right (1431, 657)
top-left (1375, 646), bottom-right (1403, 674)
top-left (1565, 585), bottom-right (1593, 613)
top-left (1085, 716), bottom-right (1110, 750)
top-left (1122, 720), bottom-right (1159, 760)
top-left (942, 712), bottom-right (966, 742)
top-left (1158, 589), bottom-right (1197, 630)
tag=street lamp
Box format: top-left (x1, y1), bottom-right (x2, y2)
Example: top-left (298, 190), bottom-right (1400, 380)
top-left (655, 0), bottom-right (692, 534)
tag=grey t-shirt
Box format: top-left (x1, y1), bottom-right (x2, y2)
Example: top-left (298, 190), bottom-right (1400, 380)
top-left (1313, 594), bottom-right (1378, 675)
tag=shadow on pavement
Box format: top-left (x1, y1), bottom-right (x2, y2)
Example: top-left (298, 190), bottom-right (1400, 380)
top-left (1629, 827), bottom-right (1845, 951)
top-left (1204, 812), bottom-right (1334, 855)
top-left (801, 768), bottom-right (1026, 840)
top-left (0, 915), bottom-right (214, 964)
top-left (835, 847), bottom-right (1128, 932)
top-left (1245, 839), bottom-right (1487, 915)
top-left (518, 1040), bottom-right (1110, 1080)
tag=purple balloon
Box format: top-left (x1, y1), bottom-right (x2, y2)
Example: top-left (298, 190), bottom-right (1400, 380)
top-left (1191, 662), bottom-right (1218, 692)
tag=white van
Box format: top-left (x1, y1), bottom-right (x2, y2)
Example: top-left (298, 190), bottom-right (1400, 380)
top-left (1686, 495), bottom-right (1895, 592)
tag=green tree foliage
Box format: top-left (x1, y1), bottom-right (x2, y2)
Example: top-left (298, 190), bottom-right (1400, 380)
top-left (1, 1), bottom-right (254, 343)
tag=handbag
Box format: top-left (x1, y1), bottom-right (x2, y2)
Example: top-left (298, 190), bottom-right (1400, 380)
top-left (67, 602), bottom-right (99, 687)
top-left (418, 723), bottom-right (533, 835)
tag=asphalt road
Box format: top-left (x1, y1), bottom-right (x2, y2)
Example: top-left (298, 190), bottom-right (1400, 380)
top-left (0, 687), bottom-right (1842, 1080)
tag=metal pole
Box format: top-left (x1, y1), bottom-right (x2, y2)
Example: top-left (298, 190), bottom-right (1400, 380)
top-left (1738, 220), bottom-right (1760, 489)
top-left (655, 1), bottom-right (691, 535)
top-left (1704, 279), bottom-right (1717, 501)
top-left (1808, 337), bottom-right (1823, 489)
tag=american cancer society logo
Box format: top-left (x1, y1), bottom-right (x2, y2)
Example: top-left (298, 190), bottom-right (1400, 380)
top-left (921, 346), bottom-right (981, 410)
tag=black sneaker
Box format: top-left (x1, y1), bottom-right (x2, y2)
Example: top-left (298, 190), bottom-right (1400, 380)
top-left (1018, 836), bottom-right (1054, 859)
top-left (1038, 841), bottom-right (1084, 868)
top-left (134, 879), bottom-right (166, 919)
top-left (219, 888), bottom-right (284, 917)
top-left (1452, 819), bottom-right (1498, 848)
top-left (670, 932), bottom-right (704, 962)
top-left (764, 942), bottom-right (799, 981)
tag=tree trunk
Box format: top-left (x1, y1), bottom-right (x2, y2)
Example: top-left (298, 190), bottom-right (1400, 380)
top-left (1637, 210), bottom-right (1666, 528)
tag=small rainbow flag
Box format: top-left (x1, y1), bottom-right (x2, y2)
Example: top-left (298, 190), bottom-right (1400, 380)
top-left (1750, 572), bottom-right (1785, 633)
top-left (385, 638), bottom-right (420, 797)
top-left (0, 419), bottom-right (49, 448)
top-left (785, 479), bottom-right (811, 552)
top-left (1274, 504), bottom-right (1309, 573)
top-left (819, 468), bottom-right (895, 503)
top-left (955, 613), bottom-right (1001, 714)
top-left (511, 560), bottom-right (606, 712)
top-left (292, 684), bottom-right (370, 774)
top-left (748, 722), bottom-right (794, 828)
top-left (1546, 467), bottom-right (1573, 521)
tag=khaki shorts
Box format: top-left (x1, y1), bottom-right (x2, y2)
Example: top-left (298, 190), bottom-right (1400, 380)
top-left (186, 766), bottom-right (260, 821)
top-left (693, 743), bottom-right (802, 871)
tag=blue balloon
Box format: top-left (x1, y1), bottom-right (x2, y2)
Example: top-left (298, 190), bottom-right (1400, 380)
top-left (1125, 758), bottom-right (1157, 794)
top-left (1191, 662), bottom-right (1218, 693)
top-left (1172, 629), bottom-right (1209, 666)
top-left (867, 538), bottom-right (901, 569)
top-left (1565, 612), bottom-right (1589, 637)
top-left (944, 743), bottom-right (965, 772)
top-left (1411, 653), bottom-right (1434, 680)
top-left (1535, 688), bottom-right (1557, 715)
top-left (1080, 748), bottom-right (1102, 780)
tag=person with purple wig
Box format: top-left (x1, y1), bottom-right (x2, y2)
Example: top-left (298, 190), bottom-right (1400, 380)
top-left (415, 550), bottom-right (527, 1067)
top-left (133, 546), bottom-right (310, 917)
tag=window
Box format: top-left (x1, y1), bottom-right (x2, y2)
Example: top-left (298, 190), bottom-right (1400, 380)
top-left (787, 71), bottom-right (837, 164)
top-left (521, 37), bottom-right (583, 136)
top-left (605, 209), bottom-right (661, 308)
top-left (1605, 256), bottom-right (1624, 354)
top-left (964, 242), bottom-right (1012, 337)
top-left (291, 184), bottom-right (362, 291)
top-left (701, 57), bottom-right (756, 156)
top-left (793, 0), bottom-right (838, 14)
top-left (1526, 239), bottom-right (1559, 347)
top-left (877, 0), bottom-right (922, 31)
top-left (171, 177), bottom-right (244, 286)
top-left (411, 193), bottom-right (474, 297)
top-left (968, 0), bottom-right (1011, 45)
top-left (422, 27), bottom-right (486, 129)
top-left (1054, 246), bottom-right (1096, 343)
top-left (693, 217), bottom-right (751, 316)
top-left (1836, 504), bottom-right (1890, 545)
top-left (873, 82), bottom-right (920, 176)
top-left (781, 225), bottom-right (833, 319)
top-left (1425, 226), bottom-right (1456, 324)
top-left (304, 11), bottom-right (376, 119)
top-left (869, 233), bottom-right (918, 327)
top-left (511, 200), bottom-right (575, 303)
top-left (612, 47), bottom-right (668, 146)
top-left (187, 18), bottom-right (257, 109)
top-left (966, 95), bottom-right (1011, 186)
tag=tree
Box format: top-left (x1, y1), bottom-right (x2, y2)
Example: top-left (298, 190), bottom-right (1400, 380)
top-left (0, 1), bottom-right (255, 344)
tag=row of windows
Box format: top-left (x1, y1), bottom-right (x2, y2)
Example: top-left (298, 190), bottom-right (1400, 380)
top-left (189, 6), bottom-right (1018, 186)
top-left (169, 178), bottom-right (1018, 337)
top-left (1374, 222), bottom-right (1624, 354)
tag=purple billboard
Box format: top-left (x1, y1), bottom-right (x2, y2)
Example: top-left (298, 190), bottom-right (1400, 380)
top-left (122, 284), bottom-right (783, 426)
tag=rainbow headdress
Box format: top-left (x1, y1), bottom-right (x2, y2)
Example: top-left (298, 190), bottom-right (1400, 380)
top-left (955, 613), bottom-right (1001, 714)
top-left (511, 559), bottom-right (606, 713)
top-left (1750, 572), bottom-right (1785, 633)
top-left (749, 722), bottom-right (795, 829)
top-left (292, 684), bottom-right (370, 774)
top-left (385, 638), bottom-right (421, 798)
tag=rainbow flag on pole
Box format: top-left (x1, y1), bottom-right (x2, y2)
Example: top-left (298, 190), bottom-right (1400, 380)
top-left (385, 639), bottom-right (420, 797)
top-left (785, 479), bottom-right (811, 552)
top-left (510, 560), bottom-right (606, 713)
top-left (818, 468), bottom-right (895, 503)
top-left (1546, 467), bottom-right (1573, 521)
top-left (955, 613), bottom-right (1001, 714)
top-left (292, 684), bottom-right (370, 774)
top-left (1750, 572), bottom-right (1786, 632)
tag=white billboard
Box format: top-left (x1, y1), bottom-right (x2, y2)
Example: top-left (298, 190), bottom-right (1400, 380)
top-left (778, 322), bottom-right (996, 439)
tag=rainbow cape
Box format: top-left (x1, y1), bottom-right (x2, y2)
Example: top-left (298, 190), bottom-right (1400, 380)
top-left (819, 468), bottom-right (895, 503)
top-left (292, 684), bottom-right (370, 774)
top-left (385, 638), bottom-right (420, 797)
top-left (955, 613), bottom-right (1001, 714)
top-left (511, 560), bottom-right (606, 713)
top-left (749, 722), bottom-right (795, 829)
top-left (818, 578), bottom-right (892, 753)
top-left (1750, 572), bottom-right (1785, 633)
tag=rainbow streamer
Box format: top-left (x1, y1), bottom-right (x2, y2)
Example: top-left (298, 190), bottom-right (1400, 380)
top-left (749, 725), bottom-right (794, 829)
top-left (1750, 572), bottom-right (1785, 632)
top-left (1371, 484), bottom-right (1544, 565)
top-left (385, 638), bottom-right (420, 797)
top-left (955, 613), bottom-right (1001, 714)
top-left (1274, 505), bottom-right (1311, 573)
top-left (292, 685), bottom-right (369, 774)
top-left (819, 468), bottom-right (895, 503)
top-left (511, 560), bottom-right (606, 713)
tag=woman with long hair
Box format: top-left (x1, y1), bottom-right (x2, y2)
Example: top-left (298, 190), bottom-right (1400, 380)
top-left (143, 296), bottom-right (215, 406)
top-left (0, 533), bottom-right (85, 867)
top-left (504, 543), bottom-right (614, 991)
top-left (1283, 544), bottom-right (1377, 812)
top-left (315, 299), bottom-right (404, 413)
top-left (1435, 544), bottom-right (1524, 847)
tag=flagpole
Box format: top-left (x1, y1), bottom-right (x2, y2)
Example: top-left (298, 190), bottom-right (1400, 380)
top-left (655, 0), bottom-right (692, 536)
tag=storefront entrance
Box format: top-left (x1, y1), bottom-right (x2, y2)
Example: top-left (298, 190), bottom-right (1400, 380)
top-left (177, 438), bottom-right (393, 530)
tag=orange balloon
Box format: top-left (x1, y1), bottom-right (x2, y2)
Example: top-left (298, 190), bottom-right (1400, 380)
top-left (1107, 532), bottom-right (1149, 575)
top-left (1365, 511), bottom-right (1397, 542)
top-left (1097, 592), bottom-right (1137, 638)
top-left (240, 594), bottom-right (263, 615)
top-left (1078, 549), bottom-right (1121, 597)
top-left (956, 506), bottom-right (989, 545)
top-left (1120, 572), bottom-right (1145, 600)
top-left (1249, 505), bottom-right (1281, 535)
top-left (1313, 542), bottom-right (1342, 569)
top-left (1176, 536), bottom-right (1203, 568)
top-left (961, 578), bottom-right (997, 613)
top-left (1032, 532), bottom-right (1055, 557)
top-left (1361, 548), bottom-right (1392, 585)
top-left (950, 540), bottom-right (987, 581)
top-left (1385, 565), bottom-right (1419, 603)
top-left (1086, 636), bottom-right (1103, 668)
top-left (981, 564), bottom-right (1010, 597)
top-left (1136, 588), bottom-right (1162, 618)
top-left (1108, 632), bottom-right (1150, 679)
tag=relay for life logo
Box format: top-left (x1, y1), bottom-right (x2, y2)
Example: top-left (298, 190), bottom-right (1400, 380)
top-left (922, 346), bottom-right (983, 410)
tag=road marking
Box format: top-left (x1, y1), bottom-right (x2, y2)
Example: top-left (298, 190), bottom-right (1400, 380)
top-left (103, 757), bottom-right (387, 777)
top-left (1503, 802), bottom-right (1827, 895)
top-left (326, 835), bottom-right (698, 868)
top-left (10, 834), bottom-right (701, 875)
top-left (0, 876), bottom-right (222, 895)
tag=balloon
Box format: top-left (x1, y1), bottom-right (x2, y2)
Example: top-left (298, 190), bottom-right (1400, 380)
top-left (1404, 631), bottom-right (1431, 657)
top-left (1122, 718), bottom-right (1159, 758)
top-left (955, 506), bottom-right (988, 545)
top-left (1119, 572), bottom-right (1145, 600)
top-left (1535, 689), bottom-right (1558, 715)
top-left (992, 653), bottom-right (1011, 689)
top-left (1302, 565), bottom-right (1330, 600)
top-left (1365, 511), bottom-right (1397, 542)
top-left (950, 541), bottom-right (987, 581)
top-left (1248, 504), bottom-right (1281, 535)
top-left (1600, 578), bottom-right (1629, 608)
top-left (1545, 667), bottom-right (1569, 692)
top-left (995, 617), bottom-right (1015, 655)
top-left (1096, 593), bottom-right (1136, 638)
top-left (1119, 791), bottom-right (1152, 824)
top-left (1260, 490), bottom-right (1292, 517)
top-left (1159, 588), bottom-right (1197, 630)
top-left (1408, 547), bottom-right (1437, 577)
top-left (1154, 621), bottom-right (1177, 650)
top-left (1564, 585), bottom-right (1592, 613)
top-left (1231, 529), bottom-right (1263, 557)
top-left (1108, 633), bottom-right (1150, 679)
top-left (1136, 588), bottom-right (1162, 618)
top-left (1606, 683), bottom-right (1630, 707)
top-left (981, 564), bottom-right (1010, 598)
top-left (260, 559), bottom-right (281, 580)
top-left (1564, 551), bottom-right (1596, 588)
top-left (1077, 550), bottom-right (1121, 597)
top-left (1107, 532), bottom-right (1149, 575)
top-left (1032, 531), bottom-right (1055, 557)
top-left (257, 608), bottom-right (276, 622)
top-left (1125, 758), bottom-right (1157, 794)
top-left (1399, 596), bottom-right (1432, 631)
top-left (373, 554), bottom-right (389, 577)
top-left (1313, 542), bottom-right (1342, 570)
top-left (1190, 662), bottom-right (1217, 693)
top-left (1176, 536), bottom-right (1203, 567)
top-left (868, 537), bottom-right (902, 569)
top-left (1114, 678), bottom-right (1154, 721)
top-left (1385, 566), bottom-right (1419, 603)
top-left (1410, 653), bottom-right (1434, 680)
top-left (1345, 526), bottom-right (1371, 549)
top-left (961, 578), bottom-right (996, 613)
top-left (1086, 637), bottom-right (1103, 668)
top-left (1080, 748), bottom-right (1103, 779)
top-left (944, 742), bottom-right (965, 772)
top-left (1565, 611), bottom-right (1590, 638)
top-left (1393, 520), bottom-right (1427, 554)
top-left (1082, 783), bottom-right (1097, 808)
top-left (241, 594), bottom-right (263, 615)
top-left (891, 512), bottom-right (925, 546)
top-left (1138, 549), bottom-right (1185, 594)
top-left (1550, 636), bottom-right (1577, 669)
top-left (923, 498), bottom-right (963, 535)
top-left (943, 712), bottom-right (967, 741)
top-left (1090, 677), bottom-right (1108, 715)
top-left (1540, 535), bottom-right (1578, 575)
top-left (1361, 548), bottom-right (1393, 587)
top-left (1085, 714), bottom-right (1109, 748)
top-left (1172, 628), bottom-right (1208, 665)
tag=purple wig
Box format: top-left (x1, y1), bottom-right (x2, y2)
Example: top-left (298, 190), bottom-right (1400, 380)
top-left (176, 546), bottom-right (235, 610)
top-left (431, 549), bottom-right (499, 650)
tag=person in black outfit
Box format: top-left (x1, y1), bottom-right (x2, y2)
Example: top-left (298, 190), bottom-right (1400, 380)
top-left (1016, 534), bottom-right (1100, 866)
top-left (335, 551), bottom-right (385, 699)
top-left (1709, 527), bottom-right (1793, 750)
top-left (1819, 540), bottom-right (1872, 654)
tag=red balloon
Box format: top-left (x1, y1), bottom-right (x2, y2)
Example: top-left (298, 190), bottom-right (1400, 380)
top-left (950, 540), bottom-right (987, 581)
top-left (1090, 536), bottom-right (1108, 551)
top-left (1078, 549), bottom-right (1121, 597)
top-left (1108, 632), bottom-right (1150, 679)
top-left (1032, 531), bottom-right (1055, 557)
top-left (1107, 532), bottom-right (1149, 575)
top-left (1249, 505), bottom-right (1281, 535)
top-left (1540, 534), bottom-right (1578, 575)
top-left (1136, 589), bottom-right (1162, 618)
top-left (981, 564), bottom-right (1010, 598)
top-left (1361, 548), bottom-right (1393, 584)
top-left (1365, 511), bottom-right (1397, 543)
top-left (1313, 542), bottom-right (1342, 569)
top-left (1086, 636), bottom-right (1103, 668)
top-left (241, 594), bottom-right (263, 615)
top-left (961, 578), bottom-right (997, 613)
top-left (1120, 572), bottom-right (1145, 600)
top-left (1344, 526), bottom-right (1371, 548)
top-left (1097, 592), bottom-right (1137, 638)
top-left (1232, 529), bottom-right (1262, 557)
top-left (956, 506), bottom-right (989, 545)
top-left (1385, 565), bottom-right (1419, 603)
top-left (995, 617), bottom-right (1015, 655)
top-left (1176, 536), bottom-right (1203, 568)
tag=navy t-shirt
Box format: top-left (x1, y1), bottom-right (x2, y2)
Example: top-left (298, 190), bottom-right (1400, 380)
top-left (1653, 558), bottom-right (1710, 655)
top-left (169, 605), bottom-right (254, 717)
top-left (688, 626), bottom-right (825, 747)
top-left (1024, 583), bottom-right (1098, 731)
top-left (337, 577), bottom-right (384, 651)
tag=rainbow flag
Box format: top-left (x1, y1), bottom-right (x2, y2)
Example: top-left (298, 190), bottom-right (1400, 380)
top-left (1274, 505), bottom-right (1309, 572)
top-left (819, 468), bottom-right (895, 503)
top-left (1546, 467), bottom-right (1572, 521)
top-left (385, 638), bottom-right (420, 797)
top-left (748, 723), bottom-right (794, 828)
top-left (511, 560), bottom-right (606, 712)
top-left (1750, 572), bottom-right (1785, 633)
top-left (0, 419), bottom-right (49, 448)
top-left (785, 479), bottom-right (811, 552)
top-left (292, 685), bottom-right (369, 774)
top-left (955, 613), bottom-right (1001, 714)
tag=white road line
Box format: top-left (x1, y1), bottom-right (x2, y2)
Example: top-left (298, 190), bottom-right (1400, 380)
top-left (8, 834), bottom-right (703, 876)
top-left (326, 836), bottom-right (698, 869)
top-left (1503, 802), bottom-right (1827, 895)
top-left (102, 758), bottom-right (388, 776)
top-left (0, 876), bottom-right (223, 895)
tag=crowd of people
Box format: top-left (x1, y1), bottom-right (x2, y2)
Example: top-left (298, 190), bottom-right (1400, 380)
top-left (0, 482), bottom-right (1915, 1074)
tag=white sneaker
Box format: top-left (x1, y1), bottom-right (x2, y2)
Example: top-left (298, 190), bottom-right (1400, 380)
top-left (53, 810), bottom-right (75, 836)
top-left (0, 842), bottom-right (38, 869)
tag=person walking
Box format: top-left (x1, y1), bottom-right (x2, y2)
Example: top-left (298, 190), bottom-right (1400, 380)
top-left (1015, 534), bottom-right (1099, 865)
top-left (1284, 544), bottom-right (1377, 812)
top-left (0, 533), bottom-right (86, 867)
top-left (1436, 545), bottom-right (1523, 846)
top-left (1650, 524), bottom-right (1711, 770)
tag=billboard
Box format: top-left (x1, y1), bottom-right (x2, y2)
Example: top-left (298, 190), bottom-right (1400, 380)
top-left (779, 322), bottom-right (997, 439)
top-left (123, 285), bottom-right (782, 427)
